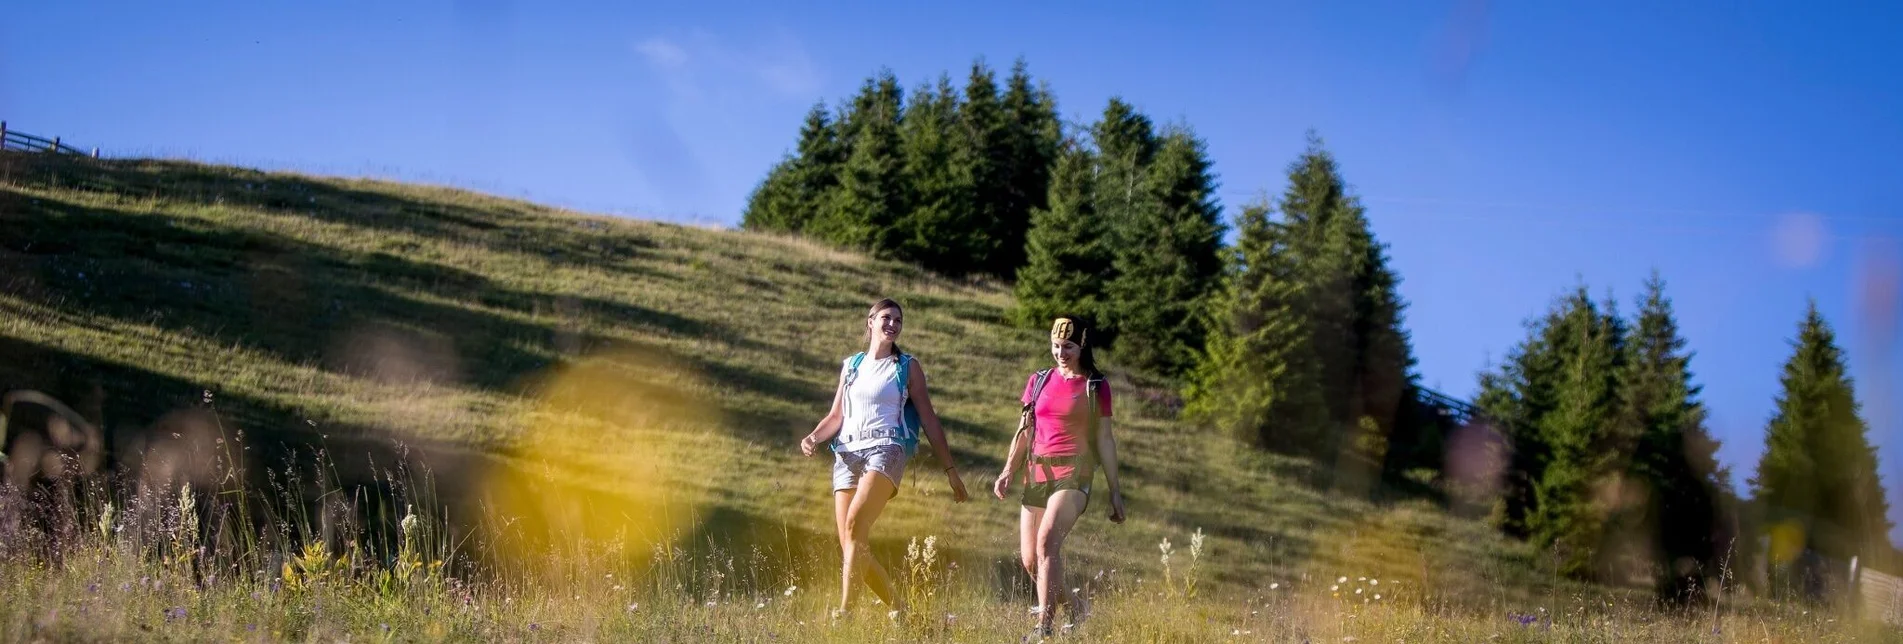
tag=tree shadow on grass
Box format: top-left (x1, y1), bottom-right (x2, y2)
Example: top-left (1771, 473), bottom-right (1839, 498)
top-left (0, 187), bottom-right (767, 394)
top-left (1, 152), bottom-right (665, 279)
top-left (0, 333), bottom-right (505, 565)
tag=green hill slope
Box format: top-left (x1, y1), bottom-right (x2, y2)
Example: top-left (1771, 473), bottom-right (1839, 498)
top-left (1, 151), bottom-right (1589, 615)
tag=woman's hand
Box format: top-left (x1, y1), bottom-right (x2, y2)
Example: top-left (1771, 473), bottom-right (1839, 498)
top-left (799, 433), bottom-right (821, 457)
top-left (1108, 489), bottom-right (1126, 524)
top-left (992, 471), bottom-right (1012, 500)
top-left (947, 469), bottom-right (970, 503)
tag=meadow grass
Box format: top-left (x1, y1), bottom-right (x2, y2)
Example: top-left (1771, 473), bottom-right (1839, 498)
top-left (0, 151), bottom-right (1894, 640)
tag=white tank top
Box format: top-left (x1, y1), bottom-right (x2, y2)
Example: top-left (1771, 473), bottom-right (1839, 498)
top-left (838, 353), bottom-right (904, 447)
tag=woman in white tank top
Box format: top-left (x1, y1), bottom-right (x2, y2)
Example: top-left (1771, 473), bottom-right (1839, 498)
top-left (798, 298), bottom-right (970, 618)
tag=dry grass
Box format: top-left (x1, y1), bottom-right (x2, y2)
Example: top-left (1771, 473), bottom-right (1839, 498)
top-left (0, 151), bottom-right (1891, 640)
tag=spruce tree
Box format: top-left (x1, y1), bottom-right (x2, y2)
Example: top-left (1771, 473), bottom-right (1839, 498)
top-left (1090, 97), bottom-right (1159, 256)
top-left (955, 60), bottom-right (1008, 273)
top-left (894, 74), bottom-right (980, 272)
top-left (812, 70), bottom-right (907, 254)
top-left (1473, 285), bottom-right (1612, 545)
top-left (1183, 198), bottom-right (1326, 449)
top-left (1103, 124), bottom-right (1225, 377)
top-left (1530, 287), bottom-right (1626, 579)
top-left (742, 102), bottom-right (842, 233)
top-left (1609, 270), bottom-right (1731, 601)
top-left (741, 158), bottom-right (802, 233)
top-left (1266, 132), bottom-right (1425, 469)
top-left (1321, 188), bottom-right (1417, 484)
top-left (990, 57), bottom-right (1061, 276)
top-left (1750, 300), bottom-right (1893, 598)
top-left (1013, 138), bottom-right (1113, 327)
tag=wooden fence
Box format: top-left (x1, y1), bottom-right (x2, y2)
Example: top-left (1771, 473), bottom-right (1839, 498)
top-left (1855, 558), bottom-right (1903, 626)
top-left (0, 121), bottom-right (98, 158)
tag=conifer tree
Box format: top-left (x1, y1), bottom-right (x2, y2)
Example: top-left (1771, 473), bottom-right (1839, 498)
top-left (742, 102), bottom-right (842, 233)
top-left (955, 60), bottom-right (1008, 273)
top-left (1750, 301), bottom-right (1893, 598)
top-left (1607, 271), bottom-right (1732, 601)
top-left (990, 57), bottom-right (1061, 276)
top-left (894, 75), bottom-right (980, 271)
top-left (1474, 285), bottom-right (1614, 547)
top-left (812, 71), bottom-right (907, 254)
top-left (1090, 97), bottom-right (1159, 255)
top-left (1259, 132), bottom-right (1425, 469)
top-left (1530, 288), bottom-right (1626, 578)
top-left (1183, 198), bottom-right (1326, 449)
top-left (1103, 124), bottom-right (1225, 377)
top-left (1013, 138), bottom-right (1113, 327)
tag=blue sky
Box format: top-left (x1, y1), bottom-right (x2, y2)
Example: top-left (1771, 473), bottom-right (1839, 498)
top-left (7, 1), bottom-right (1902, 537)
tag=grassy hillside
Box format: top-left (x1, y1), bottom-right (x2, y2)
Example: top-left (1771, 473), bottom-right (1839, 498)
top-left (0, 151), bottom-right (1868, 640)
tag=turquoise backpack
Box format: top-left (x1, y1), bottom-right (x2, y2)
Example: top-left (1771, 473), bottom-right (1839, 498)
top-left (832, 352), bottom-right (923, 457)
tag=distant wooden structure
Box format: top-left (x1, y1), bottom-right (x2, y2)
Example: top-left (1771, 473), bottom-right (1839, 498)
top-left (0, 121), bottom-right (98, 158)
top-left (1853, 557), bottom-right (1903, 626)
top-left (1418, 386), bottom-right (1484, 425)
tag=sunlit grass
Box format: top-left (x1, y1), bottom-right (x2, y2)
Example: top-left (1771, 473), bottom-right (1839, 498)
top-left (0, 151), bottom-right (1893, 640)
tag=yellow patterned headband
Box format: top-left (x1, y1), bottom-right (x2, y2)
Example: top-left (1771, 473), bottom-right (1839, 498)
top-left (1051, 318), bottom-right (1087, 346)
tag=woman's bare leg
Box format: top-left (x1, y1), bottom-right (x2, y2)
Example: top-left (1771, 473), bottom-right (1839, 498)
top-left (1034, 489), bottom-right (1088, 631)
top-left (837, 473), bottom-right (899, 613)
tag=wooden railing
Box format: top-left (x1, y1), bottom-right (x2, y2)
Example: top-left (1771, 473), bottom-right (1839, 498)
top-left (1854, 558), bottom-right (1903, 626)
top-left (0, 121), bottom-right (98, 158)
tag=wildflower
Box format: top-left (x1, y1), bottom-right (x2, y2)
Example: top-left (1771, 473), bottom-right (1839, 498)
top-left (1269, 583), bottom-right (1279, 590)
top-left (400, 505), bottom-right (419, 539)
top-left (1337, 576), bottom-right (1347, 583)
top-left (784, 586), bottom-right (798, 597)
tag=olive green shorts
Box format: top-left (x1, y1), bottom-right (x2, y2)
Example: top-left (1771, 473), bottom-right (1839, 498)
top-left (1021, 474), bottom-right (1090, 512)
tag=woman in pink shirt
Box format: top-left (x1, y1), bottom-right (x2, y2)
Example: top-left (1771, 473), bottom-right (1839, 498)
top-left (992, 316), bottom-right (1126, 637)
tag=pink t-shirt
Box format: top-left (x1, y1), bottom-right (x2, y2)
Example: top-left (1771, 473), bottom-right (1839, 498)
top-left (1020, 371), bottom-right (1113, 482)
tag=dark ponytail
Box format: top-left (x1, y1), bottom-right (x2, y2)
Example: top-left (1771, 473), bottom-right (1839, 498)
top-left (1050, 315), bottom-right (1102, 379)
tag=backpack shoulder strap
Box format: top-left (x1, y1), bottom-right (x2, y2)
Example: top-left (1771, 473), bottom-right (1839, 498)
top-left (1022, 368), bottom-right (1054, 480)
top-left (842, 352), bottom-right (866, 419)
top-left (1025, 368), bottom-right (1055, 412)
top-left (895, 353), bottom-right (912, 402)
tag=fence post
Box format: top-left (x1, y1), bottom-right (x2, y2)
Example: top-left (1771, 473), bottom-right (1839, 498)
top-left (0, 121), bottom-right (7, 151)
top-left (50, 136), bottom-right (60, 153)
top-left (91, 147), bottom-right (99, 159)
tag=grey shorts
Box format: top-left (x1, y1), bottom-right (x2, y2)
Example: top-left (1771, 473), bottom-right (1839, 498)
top-left (832, 443), bottom-right (908, 497)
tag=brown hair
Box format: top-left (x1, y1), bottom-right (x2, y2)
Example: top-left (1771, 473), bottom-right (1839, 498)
top-left (865, 298), bottom-right (904, 355)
